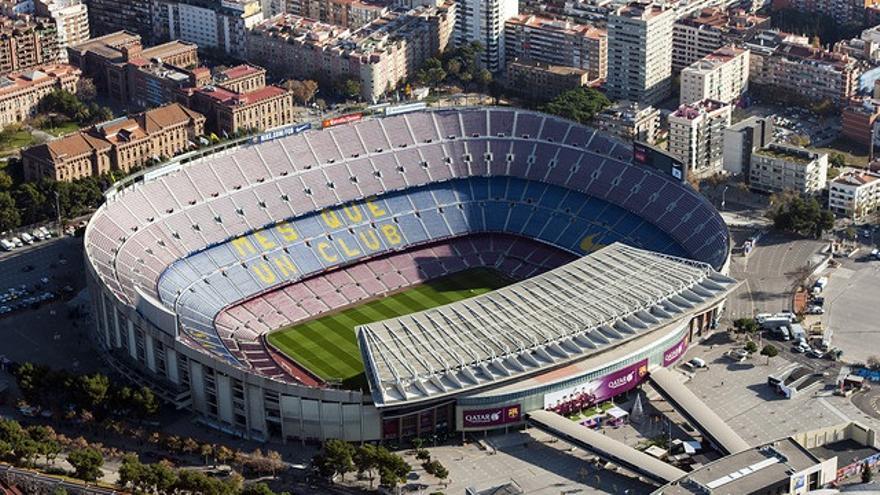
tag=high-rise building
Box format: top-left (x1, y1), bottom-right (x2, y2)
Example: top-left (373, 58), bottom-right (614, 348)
top-left (668, 99), bottom-right (732, 179)
top-left (0, 15), bottom-right (59, 74)
top-left (606, 2), bottom-right (674, 106)
top-left (722, 115), bottom-right (773, 176)
top-left (672, 8), bottom-right (768, 71)
top-left (84, 0), bottom-right (152, 40)
top-left (504, 14), bottom-right (606, 83)
top-left (454, 0), bottom-right (517, 73)
top-left (594, 100), bottom-right (661, 144)
top-left (34, 0), bottom-right (90, 62)
top-left (680, 45), bottom-right (749, 105)
top-left (152, 0), bottom-right (264, 59)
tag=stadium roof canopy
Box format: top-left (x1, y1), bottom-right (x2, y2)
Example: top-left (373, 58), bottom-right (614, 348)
top-left (358, 243), bottom-right (738, 407)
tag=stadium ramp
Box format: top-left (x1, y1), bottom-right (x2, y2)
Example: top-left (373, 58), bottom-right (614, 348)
top-left (648, 367), bottom-right (750, 455)
top-left (527, 409), bottom-right (687, 485)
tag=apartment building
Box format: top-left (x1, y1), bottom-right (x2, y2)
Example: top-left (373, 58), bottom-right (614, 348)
top-left (841, 99), bottom-right (880, 147)
top-left (22, 102), bottom-right (205, 181)
top-left (455, 0), bottom-right (517, 72)
top-left (594, 100), bottom-right (661, 144)
top-left (504, 14), bottom-right (606, 83)
top-left (680, 45), bottom-right (749, 105)
top-left (0, 63), bottom-right (79, 128)
top-left (246, 4), bottom-right (455, 102)
top-left (84, 0), bottom-right (152, 40)
top-left (286, 0), bottom-right (387, 28)
top-left (828, 171), bottom-right (880, 219)
top-left (34, 0), bottom-right (89, 62)
top-left (152, 0), bottom-right (264, 59)
top-left (722, 114), bottom-right (773, 175)
top-left (668, 99), bottom-right (732, 179)
top-left (67, 31), bottom-right (198, 104)
top-left (672, 8), bottom-right (768, 71)
top-left (177, 64), bottom-right (293, 135)
top-left (606, 2), bottom-right (674, 106)
top-left (0, 0), bottom-right (36, 16)
top-left (504, 60), bottom-right (589, 101)
top-left (749, 36), bottom-right (862, 106)
top-left (0, 16), bottom-right (58, 75)
top-left (749, 143), bottom-right (828, 195)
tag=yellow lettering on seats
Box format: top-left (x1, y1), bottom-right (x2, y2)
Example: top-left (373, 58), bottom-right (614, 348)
top-left (317, 242), bottom-right (338, 262)
top-left (275, 222), bottom-right (299, 241)
top-left (231, 237), bottom-right (256, 257)
top-left (253, 231), bottom-right (276, 250)
top-left (359, 229), bottom-right (381, 251)
top-left (381, 224), bottom-right (402, 245)
top-left (338, 238), bottom-right (361, 257)
top-left (366, 198), bottom-right (386, 218)
top-left (321, 209), bottom-right (342, 228)
top-left (273, 255), bottom-right (297, 277)
top-left (343, 204), bottom-right (363, 222)
top-left (252, 262), bottom-right (276, 284)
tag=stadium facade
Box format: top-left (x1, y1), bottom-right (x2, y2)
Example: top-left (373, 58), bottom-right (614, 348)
top-left (84, 107), bottom-right (733, 442)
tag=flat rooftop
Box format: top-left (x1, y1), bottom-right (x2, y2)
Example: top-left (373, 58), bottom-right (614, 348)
top-left (656, 438), bottom-right (822, 494)
top-left (809, 439), bottom-right (880, 464)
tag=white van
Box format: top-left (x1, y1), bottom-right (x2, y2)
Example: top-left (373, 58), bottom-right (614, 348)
top-left (31, 230), bottom-right (44, 241)
top-left (39, 226), bottom-right (52, 238)
top-left (10, 237), bottom-right (22, 247)
top-left (19, 233), bottom-right (33, 245)
top-left (0, 239), bottom-right (13, 251)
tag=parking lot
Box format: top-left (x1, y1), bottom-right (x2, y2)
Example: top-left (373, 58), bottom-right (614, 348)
top-left (0, 235), bottom-right (97, 372)
top-left (818, 255), bottom-right (880, 364)
top-left (726, 231), bottom-right (828, 320)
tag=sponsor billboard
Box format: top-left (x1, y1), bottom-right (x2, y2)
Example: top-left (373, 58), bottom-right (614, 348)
top-left (461, 404), bottom-right (522, 428)
top-left (252, 122), bottom-right (311, 144)
top-left (322, 113), bottom-right (363, 128)
top-left (663, 335), bottom-right (689, 367)
top-left (633, 141), bottom-right (686, 182)
top-left (543, 359), bottom-right (649, 414)
top-left (384, 102), bottom-right (427, 116)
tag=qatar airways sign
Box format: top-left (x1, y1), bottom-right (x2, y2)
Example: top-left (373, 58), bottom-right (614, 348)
top-left (461, 405), bottom-right (521, 428)
top-left (663, 336), bottom-right (689, 367)
top-left (544, 359), bottom-right (649, 413)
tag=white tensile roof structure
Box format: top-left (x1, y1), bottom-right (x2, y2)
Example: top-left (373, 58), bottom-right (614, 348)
top-left (357, 243), bottom-right (738, 407)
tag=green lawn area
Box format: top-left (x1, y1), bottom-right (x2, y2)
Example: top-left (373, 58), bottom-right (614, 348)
top-left (813, 138), bottom-right (870, 168)
top-left (267, 268), bottom-right (511, 384)
top-left (41, 120), bottom-right (82, 137)
top-left (0, 128), bottom-right (36, 156)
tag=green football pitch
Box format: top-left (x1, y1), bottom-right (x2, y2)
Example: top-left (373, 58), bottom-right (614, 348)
top-left (266, 268), bottom-right (511, 385)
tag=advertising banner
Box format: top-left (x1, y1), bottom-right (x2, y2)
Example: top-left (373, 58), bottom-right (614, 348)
top-left (663, 335), bottom-right (689, 367)
top-left (543, 359), bottom-right (649, 415)
top-left (253, 122), bottom-right (311, 144)
top-left (322, 113), bottom-right (363, 128)
top-left (461, 404), bottom-right (522, 428)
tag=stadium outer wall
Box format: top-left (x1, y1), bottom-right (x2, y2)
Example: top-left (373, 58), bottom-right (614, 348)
top-left (83, 107), bottom-right (733, 443)
top-left (85, 257), bottom-right (727, 443)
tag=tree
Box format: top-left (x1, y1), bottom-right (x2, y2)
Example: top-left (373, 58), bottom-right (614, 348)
top-left (541, 87), bottom-right (612, 125)
top-left (76, 78), bottom-right (97, 102)
top-left (771, 194), bottom-right (835, 238)
top-left (342, 79), bottom-right (361, 100)
top-left (147, 461), bottom-right (178, 493)
top-left (375, 447), bottom-right (410, 491)
top-left (316, 439), bottom-right (355, 481)
top-left (117, 454), bottom-right (147, 490)
top-left (426, 67), bottom-right (447, 88)
top-left (242, 483), bottom-right (275, 495)
top-left (733, 318), bottom-right (759, 334)
top-left (67, 447), bottom-right (104, 481)
top-left (131, 386), bottom-right (159, 418)
top-left (744, 340), bottom-right (758, 353)
top-left (829, 153), bottom-right (846, 168)
top-left (863, 462), bottom-right (873, 483)
top-left (354, 444), bottom-right (378, 488)
top-left (78, 373), bottom-right (110, 410)
top-left (761, 344), bottom-right (779, 365)
top-left (201, 443), bottom-right (215, 465)
top-left (475, 69), bottom-right (492, 89)
top-left (182, 437), bottom-right (200, 455)
top-left (215, 444), bottom-right (234, 465)
top-left (0, 191), bottom-right (20, 231)
top-left (283, 79), bottom-right (319, 105)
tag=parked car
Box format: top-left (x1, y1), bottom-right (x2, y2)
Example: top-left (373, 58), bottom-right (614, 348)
top-left (792, 342), bottom-right (810, 353)
top-left (806, 306), bottom-right (825, 315)
top-left (683, 357), bottom-right (707, 370)
top-left (808, 349), bottom-right (825, 359)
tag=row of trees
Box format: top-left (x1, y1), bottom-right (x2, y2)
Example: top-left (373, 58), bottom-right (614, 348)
top-left (118, 455), bottom-right (286, 495)
top-left (769, 193), bottom-right (835, 239)
top-left (769, 8), bottom-right (865, 47)
top-left (0, 167), bottom-right (109, 231)
top-left (313, 439), bottom-right (412, 490)
top-left (13, 362), bottom-right (159, 421)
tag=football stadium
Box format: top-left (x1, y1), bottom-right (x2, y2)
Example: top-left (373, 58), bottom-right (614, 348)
top-left (84, 107), bottom-right (736, 442)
